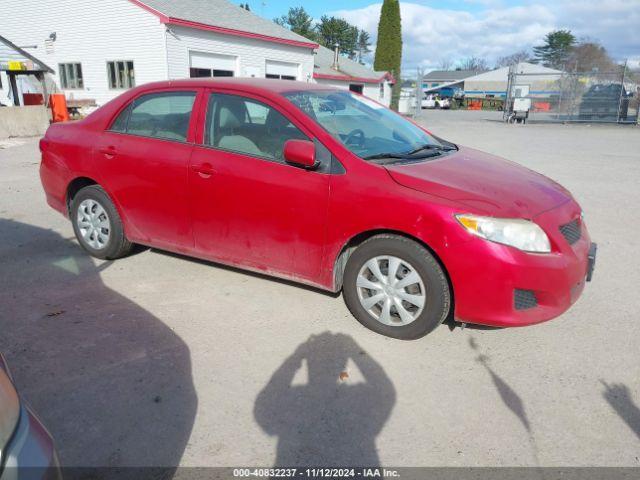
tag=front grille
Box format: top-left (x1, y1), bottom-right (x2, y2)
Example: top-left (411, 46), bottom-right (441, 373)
top-left (514, 289), bottom-right (537, 310)
top-left (559, 219), bottom-right (582, 245)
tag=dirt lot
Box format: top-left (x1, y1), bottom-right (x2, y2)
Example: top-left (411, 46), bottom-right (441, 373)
top-left (1, 111), bottom-right (639, 469)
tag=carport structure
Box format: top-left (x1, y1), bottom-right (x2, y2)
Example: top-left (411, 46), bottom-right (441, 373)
top-left (0, 34), bottom-right (54, 106)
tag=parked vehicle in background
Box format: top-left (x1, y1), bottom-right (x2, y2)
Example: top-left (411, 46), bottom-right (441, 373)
top-left (436, 86), bottom-right (465, 100)
top-left (422, 94), bottom-right (450, 109)
top-left (579, 83), bottom-right (630, 121)
top-left (0, 353), bottom-right (60, 480)
top-left (40, 78), bottom-right (595, 339)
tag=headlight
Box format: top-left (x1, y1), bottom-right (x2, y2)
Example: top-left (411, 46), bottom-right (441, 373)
top-left (0, 355), bottom-right (20, 466)
top-left (455, 214), bottom-right (551, 253)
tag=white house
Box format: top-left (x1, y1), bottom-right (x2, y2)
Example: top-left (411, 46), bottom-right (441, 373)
top-left (313, 45), bottom-right (393, 107)
top-left (0, 0), bottom-right (390, 106)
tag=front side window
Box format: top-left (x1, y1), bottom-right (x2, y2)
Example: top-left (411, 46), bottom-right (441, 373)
top-left (107, 61), bottom-right (135, 89)
top-left (204, 94), bottom-right (308, 160)
top-left (59, 63), bottom-right (83, 89)
top-left (284, 90), bottom-right (445, 161)
top-left (110, 91), bottom-right (196, 142)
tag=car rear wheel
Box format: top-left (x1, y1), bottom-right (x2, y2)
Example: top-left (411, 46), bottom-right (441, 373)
top-left (71, 185), bottom-right (133, 260)
top-left (342, 234), bottom-right (451, 340)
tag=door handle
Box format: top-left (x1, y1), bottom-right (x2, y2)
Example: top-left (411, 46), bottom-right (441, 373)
top-left (99, 146), bottom-right (117, 159)
top-left (191, 163), bottom-right (216, 177)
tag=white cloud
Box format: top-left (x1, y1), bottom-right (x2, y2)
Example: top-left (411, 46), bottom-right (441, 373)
top-left (331, 0), bottom-right (640, 73)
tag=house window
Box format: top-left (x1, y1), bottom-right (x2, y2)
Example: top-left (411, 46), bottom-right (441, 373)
top-left (265, 74), bottom-right (296, 81)
top-left (189, 68), bottom-right (234, 78)
top-left (349, 84), bottom-right (364, 94)
top-left (107, 61), bottom-right (135, 89)
top-left (380, 83), bottom-right (385, 99)
top-left (59, 63), bottom-right (83, 89)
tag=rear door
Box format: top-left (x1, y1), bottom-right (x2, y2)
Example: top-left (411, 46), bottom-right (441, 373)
top-left (95, 89), bottom-right (201, 249)
top-left (188, 90), bottom-right (330, 283)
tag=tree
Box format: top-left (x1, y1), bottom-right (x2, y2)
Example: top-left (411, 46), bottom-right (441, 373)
top-left (533, 30), bottom-right (576, 69)
top-left (567, 41), bottom-right (617, 72)
top-left (374, 0), bottom-right (402, 111)
top-left (438, 58), bottom-right (453, 70)
top-left (316, 16), bottom-right (359, 58)
top-left (274, 7), bottom-right (318, 42)
top-left (356, 30), bottom-right (372, 64)
top-left (458, 56), bottom-right (489, 71)
top-left (495, 50), bottom-right (531, 68)
top-left (239, 2), bottom-right (250, 10)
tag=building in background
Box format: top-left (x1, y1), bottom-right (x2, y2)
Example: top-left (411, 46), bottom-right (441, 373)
top-left (1, 0), bottom-right (390, 107)
top-left (313, 45), bottom-right (393, 107)
top-left (423, 63), bottom-right (562, 99)
top-left (422, 69), bottom-right (486, 90)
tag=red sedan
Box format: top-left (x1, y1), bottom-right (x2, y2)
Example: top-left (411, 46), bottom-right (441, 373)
top-left (39, 79), bottom-right (596, 339)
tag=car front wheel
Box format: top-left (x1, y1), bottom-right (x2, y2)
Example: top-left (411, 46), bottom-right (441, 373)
top-left (343, 234), bottom-right (451, 340)
top-left (71, 185), bottom-right (133, 260)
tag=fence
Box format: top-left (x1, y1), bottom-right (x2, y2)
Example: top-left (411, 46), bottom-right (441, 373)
top-left (504, 65), bottom-right (639, 124)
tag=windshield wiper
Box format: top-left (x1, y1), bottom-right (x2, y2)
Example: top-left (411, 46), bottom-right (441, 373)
top-left (407, 143), bottom-right (457, 155)
top-left (362, 152), bottom-right (412, 160)
top-left (363, 144), bottom-right (456, 161)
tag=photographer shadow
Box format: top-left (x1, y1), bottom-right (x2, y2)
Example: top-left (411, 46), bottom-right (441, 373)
top-left (254, 332), bottom-right (396, 467)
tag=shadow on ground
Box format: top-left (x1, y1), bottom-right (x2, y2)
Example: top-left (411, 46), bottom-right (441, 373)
top-left (601, 381), bottom-right (640, 441)
top-left (254, 332), bottom-right (396, 466)
top-left (0, 219), bottom-right (197, 476)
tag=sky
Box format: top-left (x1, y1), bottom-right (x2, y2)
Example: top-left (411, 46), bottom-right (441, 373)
top-left (242, 0), bottom-right (640, 73)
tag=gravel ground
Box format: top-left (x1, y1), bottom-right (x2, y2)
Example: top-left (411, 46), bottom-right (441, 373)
top-left (1, 111), bottom-right (639, 469)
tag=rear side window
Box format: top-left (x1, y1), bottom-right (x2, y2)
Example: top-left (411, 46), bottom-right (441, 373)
top-left (109, 91), bottom-right (196, 142)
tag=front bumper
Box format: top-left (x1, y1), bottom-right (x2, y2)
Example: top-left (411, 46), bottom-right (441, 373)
top-left (445, 201), bottom-right (595, 327)
top-left (0, 406), bottom-right (61, 480)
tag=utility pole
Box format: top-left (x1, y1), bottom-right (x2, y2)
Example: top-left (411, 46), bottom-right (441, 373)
top-left (414, 67), bottom-right (423, 118)
top-left (616, 59), bottom-right (627, 123)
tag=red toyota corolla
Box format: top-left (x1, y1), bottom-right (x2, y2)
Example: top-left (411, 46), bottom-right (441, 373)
top-left (39, 78), bottom-right (596, 339)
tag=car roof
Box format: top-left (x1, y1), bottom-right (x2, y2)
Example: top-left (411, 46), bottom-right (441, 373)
top-left (135, 78), bottom-right (337, 96)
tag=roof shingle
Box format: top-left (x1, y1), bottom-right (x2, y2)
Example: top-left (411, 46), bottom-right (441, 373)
top-left (138, 0), bottom-right (316, 46)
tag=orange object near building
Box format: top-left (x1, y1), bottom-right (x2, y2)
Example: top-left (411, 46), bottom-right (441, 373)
top-left (50, 94), bottom-right (70, 122)
top-left (533, 102), bottom-right (551, 112)
top-left (468, 101), bottom-right (482, 110)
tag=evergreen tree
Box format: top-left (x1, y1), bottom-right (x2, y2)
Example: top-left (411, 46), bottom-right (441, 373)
top-left (533, 30), bottom-right (576, 69)
top-left (239, 2), bottom-right (250, 10)
top-left (274, 7), bottom-right (318, 42)
top-left (357, 30), bottom-right (372, 64)
top-left (316, 16), bottom-right (359, 58)
top-left (374, 0), bottom-right (402, 110)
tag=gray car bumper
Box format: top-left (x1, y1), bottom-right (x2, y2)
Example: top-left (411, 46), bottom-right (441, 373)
top-left (0, 406), bottom-right (61, 480)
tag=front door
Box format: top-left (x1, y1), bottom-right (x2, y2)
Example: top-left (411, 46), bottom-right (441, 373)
top-left (189, 92), bottom-right (330, 283)
top-left (96, 90), bottom-right (199, 248)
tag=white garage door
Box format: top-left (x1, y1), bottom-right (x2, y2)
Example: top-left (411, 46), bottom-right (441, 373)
top-left (189, 51), bottom-right (237, 77)
top-left (265, 60), bottom-right (299, 80)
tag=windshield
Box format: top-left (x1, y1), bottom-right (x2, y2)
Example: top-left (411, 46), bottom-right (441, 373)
top-left (283, 90), bottom-right (450, 161)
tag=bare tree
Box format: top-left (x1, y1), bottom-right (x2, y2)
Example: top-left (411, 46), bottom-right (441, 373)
top-left (438, 58), bottom-right (453, 70)
top-left (458, 56), bottom-right (489, 71)
top-left (567, 41), bottom-right (617, 72)
top-left (495, 50), bottom-right (531, 68)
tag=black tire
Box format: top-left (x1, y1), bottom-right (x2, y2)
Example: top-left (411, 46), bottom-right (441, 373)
top-left (70, 185), bottom-right (133, 260)
top-left (342, 234), bottom-right (451, 340)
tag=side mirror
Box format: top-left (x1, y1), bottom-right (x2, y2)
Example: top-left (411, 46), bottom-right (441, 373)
top-left (283, 139), bottom-right (318, 170)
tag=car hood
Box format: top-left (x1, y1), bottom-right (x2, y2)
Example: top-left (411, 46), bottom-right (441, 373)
top-left (385, 147), bottom-right (572, 218)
